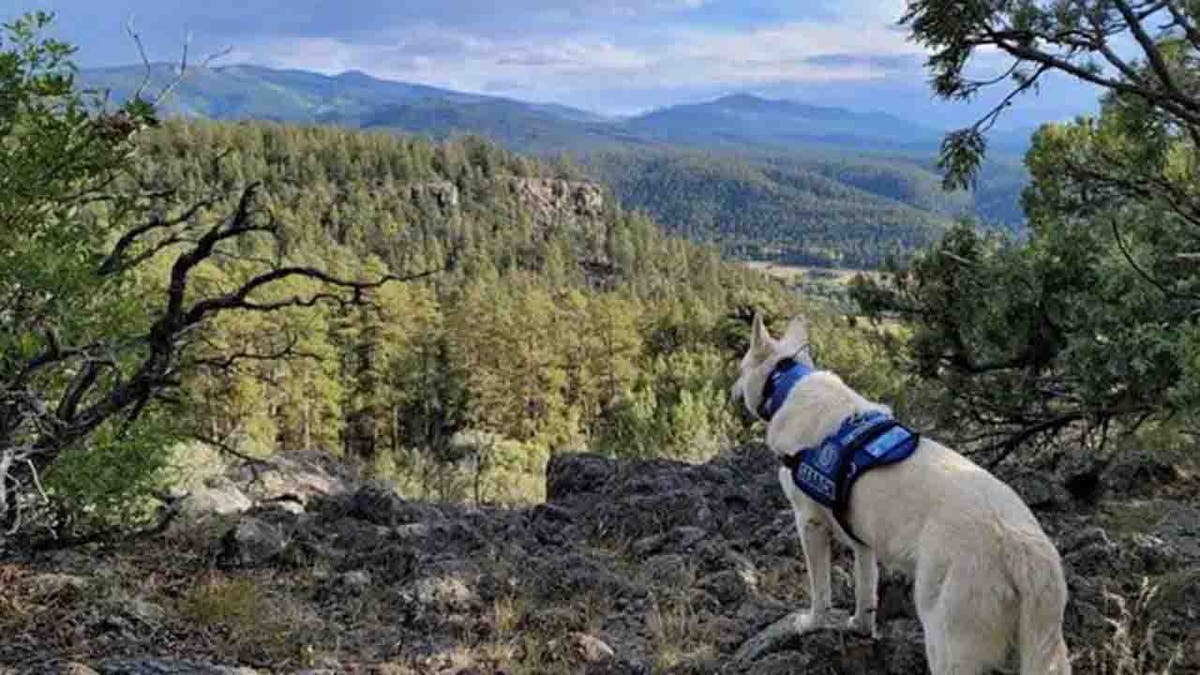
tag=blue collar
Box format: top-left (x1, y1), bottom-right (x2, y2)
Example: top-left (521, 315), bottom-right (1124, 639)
top-left (757, 357), bottom-right (814, 421)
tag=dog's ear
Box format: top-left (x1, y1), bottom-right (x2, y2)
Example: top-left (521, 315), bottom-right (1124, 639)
top-left (782, 316), bottom-right (810, 350)
top-left (750, 312), bottom-right (773, 356)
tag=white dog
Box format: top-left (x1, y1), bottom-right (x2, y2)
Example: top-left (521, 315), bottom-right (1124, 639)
top-left (732, 314), bottom-right (1070, 675)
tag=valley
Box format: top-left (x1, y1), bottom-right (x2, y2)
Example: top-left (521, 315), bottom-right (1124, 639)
top-left (81, 64), bottom-right (1030, 268)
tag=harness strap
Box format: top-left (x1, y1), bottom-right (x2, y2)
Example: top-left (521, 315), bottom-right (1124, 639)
top-left (780, 418), bottom-right (912, 545)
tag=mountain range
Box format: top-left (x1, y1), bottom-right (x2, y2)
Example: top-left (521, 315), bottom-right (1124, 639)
top-left (81, 63), bottom-right (1032, 266)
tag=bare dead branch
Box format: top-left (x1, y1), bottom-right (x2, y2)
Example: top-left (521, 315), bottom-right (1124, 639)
top-left (189, 335), bottom-right (322, 372)
top-left (98, 192), bottom-right (223, 275)
top-left (124, 17), bottom-right (153, 103)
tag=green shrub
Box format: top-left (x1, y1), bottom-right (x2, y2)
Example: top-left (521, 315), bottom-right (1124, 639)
top-left (43, 410), bottom-right (181, 535)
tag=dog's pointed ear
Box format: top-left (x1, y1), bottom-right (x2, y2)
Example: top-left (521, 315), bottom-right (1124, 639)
top-left (782, 316), bottom-right (809, 348)
top-left (750, 312), bottom-right (773, 355)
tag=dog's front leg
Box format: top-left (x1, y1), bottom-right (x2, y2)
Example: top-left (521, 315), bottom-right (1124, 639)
top-left (848, 543), bottom-right (879, 637)
top-left (795, 512), bottom-right (833, 632)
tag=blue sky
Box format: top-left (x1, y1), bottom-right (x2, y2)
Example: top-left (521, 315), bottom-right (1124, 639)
top-left (23, 0), bottom-right (1098, 127)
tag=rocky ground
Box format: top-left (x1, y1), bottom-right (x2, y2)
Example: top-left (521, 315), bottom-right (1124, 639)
top-left (0, 445), bottom-right (1196, 674)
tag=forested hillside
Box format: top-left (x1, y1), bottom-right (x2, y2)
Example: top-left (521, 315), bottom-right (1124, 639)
top-left (583, 148), bottom-right (951, 267)
top-left (117, 121), bottom-right (816, 507)
top-left (81, 65), bottom-right (1030, 264)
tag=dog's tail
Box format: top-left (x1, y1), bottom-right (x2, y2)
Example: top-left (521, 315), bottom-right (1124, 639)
top-left (1008, 533), bottom-right (1071, 675)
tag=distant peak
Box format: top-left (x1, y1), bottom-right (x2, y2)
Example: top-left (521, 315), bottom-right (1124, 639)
top-left (336, 70), bottom-right (377, 82)
top-left (714, 93), bottom-right (772, 106)
top-left (718, 93), bottom-right (768, 103)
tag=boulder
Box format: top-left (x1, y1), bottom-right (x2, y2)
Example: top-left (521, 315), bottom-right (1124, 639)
top-left (177, 481), bottom-right (253, 519)
top-left (219, 517), bottom-right (289, 568)
top-left (728, 610), bottom-right (927, 674)
top-left (547, 452), bottom-right (616, 501)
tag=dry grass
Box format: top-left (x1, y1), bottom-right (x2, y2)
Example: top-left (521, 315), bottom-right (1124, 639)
top-left (645, 596), bottom-right (717, 670)
top-left (476, 588), bottom-right (615, 675)
top-left (177, 572), bottom-right (323, 667)
top-left (741, 261), bottom-right (876, 285)
top-left (1075, 579), bottom-right (1185, 675)
top-left (756, 561), bottom-right (809, 604)
top-left (0, 565), bottom-right (37, 628)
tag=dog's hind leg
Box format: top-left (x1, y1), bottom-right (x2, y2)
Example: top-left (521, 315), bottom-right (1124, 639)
top-left (847, 542), bottom-right (878, 637)
top-left (918, 554), bottom-right (1013, 675)
top-left (920, 606), bottom-right (995, 675)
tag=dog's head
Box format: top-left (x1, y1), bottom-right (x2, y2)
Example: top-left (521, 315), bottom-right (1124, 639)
top-left (731, 313), bottom-right (813, 420)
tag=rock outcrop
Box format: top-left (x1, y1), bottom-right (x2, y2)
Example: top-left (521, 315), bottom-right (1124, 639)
top-left (508, 178), bottom-right (604, 219)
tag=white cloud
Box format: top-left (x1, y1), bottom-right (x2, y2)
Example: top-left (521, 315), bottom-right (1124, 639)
top-left (829, 0), bottom-right (909, 24)
top-left (667, 21), bottom-right (917, 65)
top-left (243, 13), bottom-right (923, 106)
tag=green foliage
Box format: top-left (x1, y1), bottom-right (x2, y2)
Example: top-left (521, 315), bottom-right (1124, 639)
top-left (0, 12), bottom-right (150, 371)
top-left (44, 410), bottom-right (180, 533)
top-left (903, 0), bottom-right (1200, 191)
top-left (595, 346), bottom-right (743, 461)
top-left (938, 129), bottom-right (986, 191)
top-left (0, 13), bottom-right (179, 536)
top-left (853, 74), bottom-right (1200, 459)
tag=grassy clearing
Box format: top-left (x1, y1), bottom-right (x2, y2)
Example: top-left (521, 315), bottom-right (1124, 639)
top-left (741, 259), bottom-right (897, 317)
top-left (741, 261), bottom-right (879, 286)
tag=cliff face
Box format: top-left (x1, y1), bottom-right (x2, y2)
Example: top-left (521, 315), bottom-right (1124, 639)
top-left (405, 177), bottom-right (605, 226)
top-left (508, 178), bottom-right (605, 219)
top-left (503, 178), bottom-right (609, 272)
top-left (404, 176), bottom-right (612, 280)
top-left (3, 446), bottom-right (1196, 673)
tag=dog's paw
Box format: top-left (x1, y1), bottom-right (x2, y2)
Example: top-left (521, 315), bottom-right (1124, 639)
top-left (846, 612), bottom-right (878, 638)
top-left (793, 611), bottom-right (830, 634)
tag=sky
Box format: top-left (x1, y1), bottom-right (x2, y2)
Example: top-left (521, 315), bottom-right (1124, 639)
top-left (22, 0), bottom-right (1099, 128)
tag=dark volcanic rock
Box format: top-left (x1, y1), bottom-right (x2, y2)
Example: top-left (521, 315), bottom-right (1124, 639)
top-left (547, 452), bottom-right (617, 501)
top-left (35, 446), bottom-right (1195, 674)
top-left (218, 516), bottom-right (290, 568)
top-left (726, 610), bottom-right (926, 674)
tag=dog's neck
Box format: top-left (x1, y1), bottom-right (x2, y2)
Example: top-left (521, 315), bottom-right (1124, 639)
top-left (764, 370), bottom-right (891, 454)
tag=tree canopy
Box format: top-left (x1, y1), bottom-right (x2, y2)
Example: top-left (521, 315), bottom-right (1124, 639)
top-left (854, 0), bottom-right (1200, 468)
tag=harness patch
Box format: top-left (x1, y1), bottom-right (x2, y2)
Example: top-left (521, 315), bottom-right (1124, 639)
top-left (784, 411), bottom-right (920, 542)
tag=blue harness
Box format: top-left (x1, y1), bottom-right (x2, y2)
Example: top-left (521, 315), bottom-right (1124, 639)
top-left (758, 358), bottom-right (920, 543)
